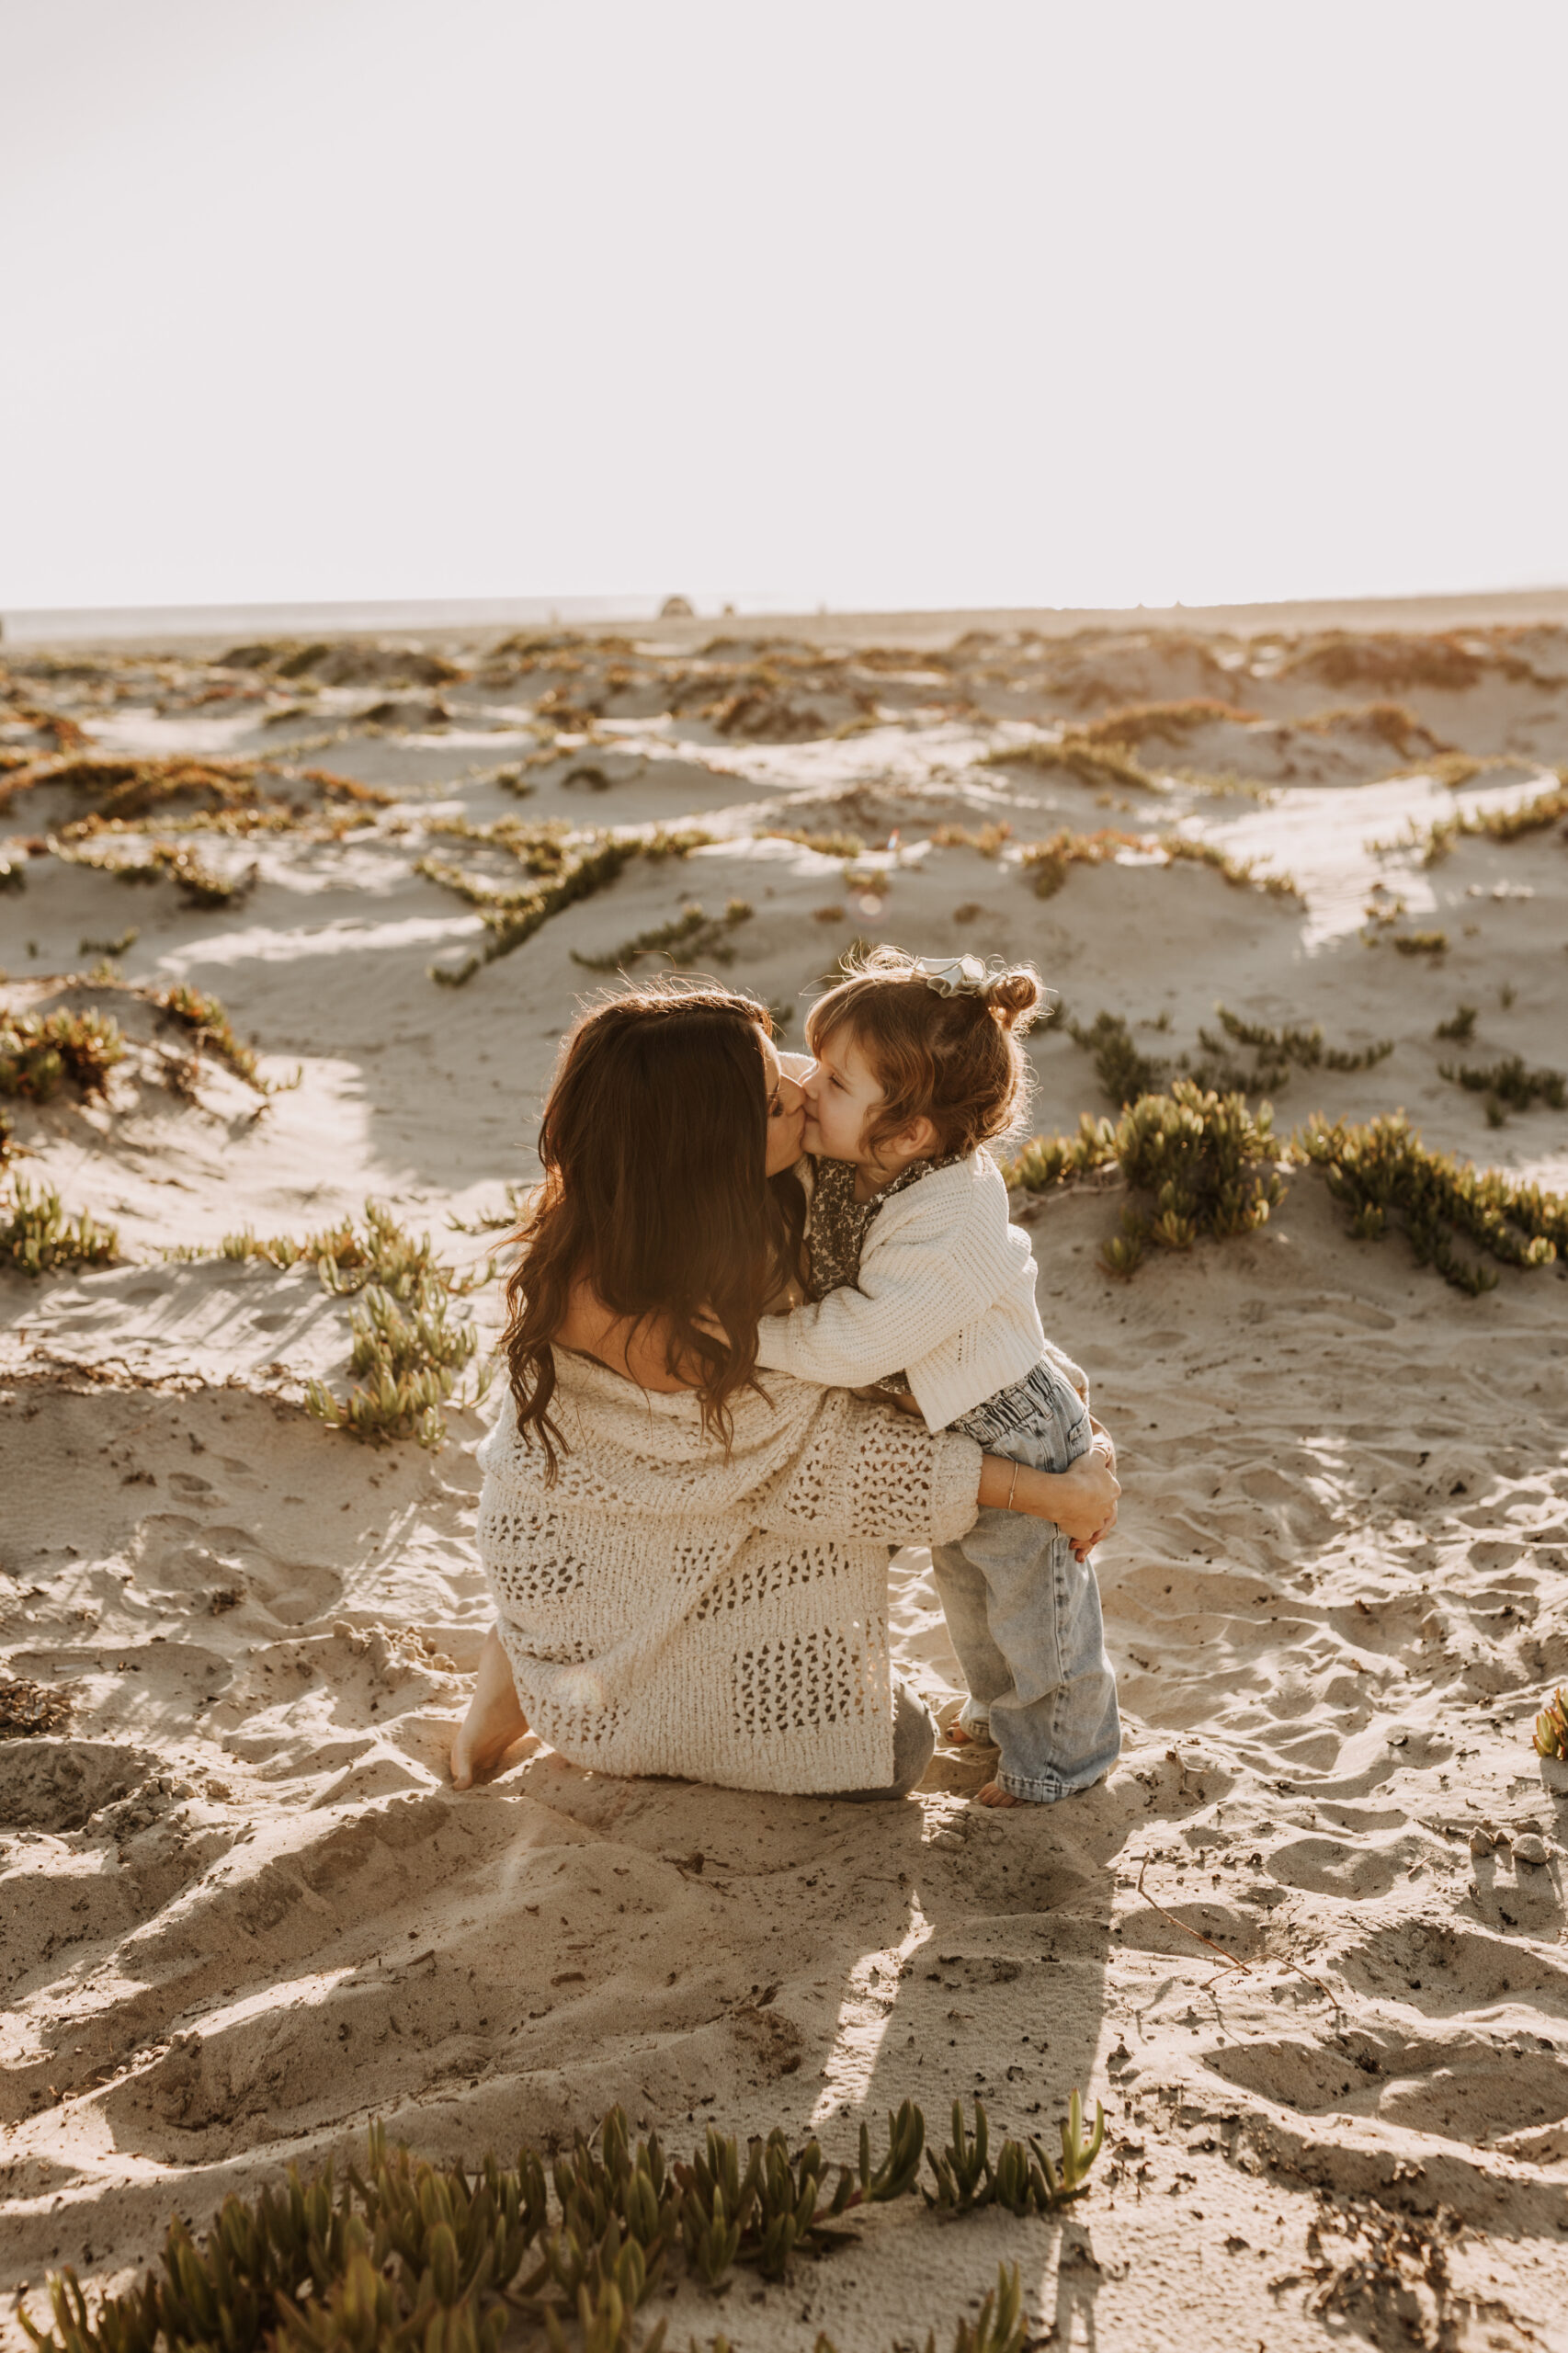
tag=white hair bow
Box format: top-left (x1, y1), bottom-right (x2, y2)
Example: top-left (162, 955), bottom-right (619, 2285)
top-left (916, 954), bottom-right (988, 998)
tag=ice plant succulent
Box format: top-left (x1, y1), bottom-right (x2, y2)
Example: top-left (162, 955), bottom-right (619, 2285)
top-left (0, 1176), bottom-right (118, 1275)
top-left (1533, 1689), bottom-right (1568, 1763)
top-left (17, 2101), bottom-right (1100, 2353)
top-left (1297, 1112), bottom-right (1566, 1294)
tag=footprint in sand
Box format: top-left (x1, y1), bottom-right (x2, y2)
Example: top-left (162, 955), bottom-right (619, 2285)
top-left (128, 1513), bottom-right (342, 1626)
top-left (1210, 2029), bottom-right (1568, 2149)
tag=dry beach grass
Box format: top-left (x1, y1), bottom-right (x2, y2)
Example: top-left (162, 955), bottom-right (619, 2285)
top-left (3, 606), bottom-right (1568, 2349)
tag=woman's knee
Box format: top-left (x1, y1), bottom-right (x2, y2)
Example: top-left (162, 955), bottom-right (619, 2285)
top-left (835, 1678), bottom-right (936, 1802)
top-left (889, 1678), bottom-right (937, 1795)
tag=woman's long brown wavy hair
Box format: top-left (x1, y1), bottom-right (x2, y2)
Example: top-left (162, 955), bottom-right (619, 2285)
top-left (501, 983), bottom-right (802, 1479)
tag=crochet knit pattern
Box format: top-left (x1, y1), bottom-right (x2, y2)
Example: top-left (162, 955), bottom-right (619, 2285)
top-left (476, 1350), bottom-right (981, 1793)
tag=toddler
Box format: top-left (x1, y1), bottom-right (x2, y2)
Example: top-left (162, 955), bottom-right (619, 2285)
top-left (756, 945), bottom-right (1119, 1806)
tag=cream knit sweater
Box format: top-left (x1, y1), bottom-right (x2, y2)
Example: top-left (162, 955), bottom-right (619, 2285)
top-left (476, 1350), bottom-right (982, 1795)
top-left (754, 1150), bottom-right (1046, 1432)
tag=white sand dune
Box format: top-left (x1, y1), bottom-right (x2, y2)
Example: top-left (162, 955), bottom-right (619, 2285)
top-left (4, 608), bottom-right (1568, 2347)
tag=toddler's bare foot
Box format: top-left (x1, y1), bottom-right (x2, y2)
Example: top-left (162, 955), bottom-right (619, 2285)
top-left (946, 1718), bottom-right (976, 1745)
top-left (450, 1626), bottom-right (531, 1790)
top-left (976, 1780), bottom-right (1022, 1807)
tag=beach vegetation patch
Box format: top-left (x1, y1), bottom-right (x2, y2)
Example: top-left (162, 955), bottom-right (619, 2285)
top-left (1160, 837), bottom-right (1300, 898)
top-left (222, 640), bottom-right (464, 689)
top-left (155, 983), bottom-right (269, 1090)
top-left (1297, 700), bottom-right (1445, 758)
top-left (1188, 1006), bottom-right (1393, 1095)
top-left (17, 2099), bottom-right (1096, 2353)
top-left (220, 1197), bottom-right (487, 1301)
top-left (1006, 1081), bottom-right (1284, 1276)
top-left (761, 826), bottom-right (867, 858)
top-left (573, 900), bottom-right (753, 974)
top-left (449, 1182), bottom-right (531, 1236)
top-left (1073, 698), bottom-right (1260, 750)
top-left (219, 1200), bottom-right (492, 1446)
top-left (1391, 931), bottom-right (1449, 958)
top-left (420, 822), bottom-right (713, 987)
top-left (1295, 1113), bottom-right (1566, 1292)
top-left (1016, 828), bottom-right (1142, 899)
top-left (1534, 1689), bottom-right (1568, 1764)
top-left (305, 1284), bottom-right (483, 1447)
top-left (1015, 828), bottom-right (1296, 904)
top-left (985, 737), bottom-right (1158, 797)
top-left (1103, 1083), bottom-right (1285, 1274)
top-left (149, 842), bottom-right (259, 908)
top-left (1278, 631), bottom-right (1494, 694)
top-left (1437, 1052), bottom-right (1565, 1120)
top-left (0, 1176), bottom-right (119, 1274)
top-left (0, 1676), bottom-right (74, 1736)
top-left (1065, 1011), bottom-right (1169, 1108)
top-left (1003, 1112), bottom-right (1119, 1194)
top-left (1061, 1004), bottom-right (1383, 1108)
top-left (0, 1006), bottom-right (125, 1101)
top-left (3, 754), bottom-right (263, 824)
top-left (2, 756), bottom-right (392, 860)
top-left (53, 833), bottom-right (259, 908)
top-left (424, 835), bottom-right (639, 987)
top-left (1435, 1005), bottom-right (1478, 1043)
top-left (1459, 771), bottom-right (1568, 839)
top-left (930, 823), bottom-right (1012, 856)
top-left (1391, 774), bottom-right (1568, 866)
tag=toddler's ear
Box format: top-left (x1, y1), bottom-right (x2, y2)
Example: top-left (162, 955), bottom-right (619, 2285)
top-left (894, 1114), bottom-right (940, 1161)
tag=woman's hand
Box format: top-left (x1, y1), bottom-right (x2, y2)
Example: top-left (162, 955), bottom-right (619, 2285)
top-left (1071, 1421), bottom-right (1119, 1556)
top-left (1040, 1449), bottom-right (1119, 1547)
top-left (980, 1448), bottom-right (1119, 1549)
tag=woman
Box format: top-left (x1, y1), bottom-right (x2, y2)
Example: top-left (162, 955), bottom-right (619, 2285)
top-left (451, 983), bottom-right (1118, 1800)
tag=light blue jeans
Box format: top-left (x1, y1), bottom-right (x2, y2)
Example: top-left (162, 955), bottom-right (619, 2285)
top-left (931, 1368), bottom-right (1120, 1804)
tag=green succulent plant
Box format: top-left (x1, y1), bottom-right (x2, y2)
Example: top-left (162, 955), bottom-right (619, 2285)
top-left (1298, 1111), bottom-right (1565, 1293)
top-left (1534, 1689), bottom-right (1568, 1762)
top-left (17, 2099), bottom-right (1102, 2353)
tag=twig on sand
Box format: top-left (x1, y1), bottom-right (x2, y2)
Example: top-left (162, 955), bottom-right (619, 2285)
top-left (1135, 1862), bottom-right (1337, 2006)
top-left (1278, 1955), bottom-right (1337, 2005)
top-left (1137, 1859), bottom-right (1251, 1975)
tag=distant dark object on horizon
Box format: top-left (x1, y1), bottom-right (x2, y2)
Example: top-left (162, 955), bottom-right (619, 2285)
top-left (660, 595), bottom-right (695, 619)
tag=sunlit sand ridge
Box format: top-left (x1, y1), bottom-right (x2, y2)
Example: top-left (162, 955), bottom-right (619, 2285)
top-left (4, 607), bottom-right (1568, 2347)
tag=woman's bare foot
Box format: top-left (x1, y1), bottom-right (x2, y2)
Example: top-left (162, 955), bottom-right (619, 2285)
top-left (945, 1715), bottom-right (993, 1747)
top-left (976, 1780), bottom-right (1022, 1807)
top-left (450, 1626), bottom-right (531, 1790)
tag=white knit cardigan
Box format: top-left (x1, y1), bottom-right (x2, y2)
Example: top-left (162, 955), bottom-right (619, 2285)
top-left (754, 1150), bottom-right (1046, 1432)
top-left (475, 1350), bottom-right (982, 1795)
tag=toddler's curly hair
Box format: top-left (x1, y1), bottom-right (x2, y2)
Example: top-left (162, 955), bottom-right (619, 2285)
top-left (805, 943), bottom-right (1046, 1162)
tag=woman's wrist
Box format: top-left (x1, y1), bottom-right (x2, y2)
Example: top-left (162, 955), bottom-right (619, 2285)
top-left (978, 1451), bottom-right (1119, 1546)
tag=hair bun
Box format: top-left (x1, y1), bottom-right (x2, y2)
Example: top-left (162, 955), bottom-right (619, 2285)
top-left (982, 963), bottom-right (1044, 1029)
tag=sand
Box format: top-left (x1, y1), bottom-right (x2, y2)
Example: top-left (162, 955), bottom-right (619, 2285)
top-left (3, 604), bottom-right (1568, 2349)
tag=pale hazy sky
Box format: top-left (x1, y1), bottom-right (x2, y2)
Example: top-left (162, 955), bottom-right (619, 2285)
top-left (4, 0), bottom-right (1565, 616)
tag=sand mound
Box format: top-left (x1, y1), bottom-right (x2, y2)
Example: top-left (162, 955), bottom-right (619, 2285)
top-left (221, 643), bottom-right (464, 689)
